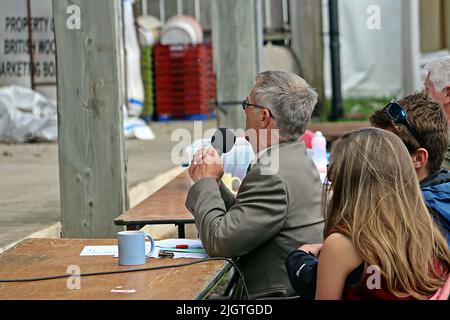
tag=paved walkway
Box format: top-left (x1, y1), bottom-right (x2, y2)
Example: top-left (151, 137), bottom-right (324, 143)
top-left (0, 120), bottom-right (216, 250)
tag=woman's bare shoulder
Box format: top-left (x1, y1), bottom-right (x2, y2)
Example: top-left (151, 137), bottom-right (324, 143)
top-left (321, 232), bottom-right (363, 271)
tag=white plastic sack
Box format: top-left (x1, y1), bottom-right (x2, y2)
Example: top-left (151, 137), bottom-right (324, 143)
top-left (137, 15), bottom-right (162, 46)
top-left (124, 0), bottom-right (145, 117)
top-left (122, 104), bottom-right (155, 141)
top-left (0, 85), bottom-right (57, 142)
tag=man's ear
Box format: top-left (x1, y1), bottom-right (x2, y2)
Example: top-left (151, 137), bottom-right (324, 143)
top-left (412, 148), bottom-right (429, 170)
top-left (260, 109), bottom-right (272, 129)
top-left (445, 86), bottom-right (450, 104)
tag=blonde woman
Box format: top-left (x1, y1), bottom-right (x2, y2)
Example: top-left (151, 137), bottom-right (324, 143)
top-left (286, 128), bottom-right (449, 300)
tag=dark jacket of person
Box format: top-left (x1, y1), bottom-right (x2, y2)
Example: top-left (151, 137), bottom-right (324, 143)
top-left (186, 141), bottom-right (325, 299)
top-left (421, 169), bottom-right (450, 247)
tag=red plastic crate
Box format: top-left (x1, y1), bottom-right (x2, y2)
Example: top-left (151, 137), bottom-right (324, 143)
top-left (154, 42), bottom-right (216, 118)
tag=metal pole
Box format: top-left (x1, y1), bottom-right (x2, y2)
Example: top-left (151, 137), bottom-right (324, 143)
top-left (282, 0), bottom-right (289, 26)
top-left (255, 0), bottom-right (264, 73)
top-left (141, 0), bottom-right (148, 15)
top-left (402, 0), bottom-right (421, 96)
top-left (264, 0), bottom-right (272, 31)
top-left (159, 0), bottom-right (166, 23)
top-left (27, 0), bottom-right (35, 90)
top-left (194, 0), bottom-right (201, 22)
top-left (177, 0), bottom-right (183, 15)
top-left (122, 0), bottom-right (129, 109)
top-left (328, 0), bottom-right (343, 121)
top-left (282, 0), bottom-right (289, 46)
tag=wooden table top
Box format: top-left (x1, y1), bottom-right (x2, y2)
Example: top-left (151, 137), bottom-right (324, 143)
top-left (115, 171), bottom-right (194, 226)
top-left (0, 238), bottom-right (230, 300)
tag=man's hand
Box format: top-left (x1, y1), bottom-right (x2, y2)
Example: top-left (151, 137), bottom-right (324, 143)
top-left (299, 244), bottom-right (323, 258)
top-left (188, 147), bottom-right (224, 183)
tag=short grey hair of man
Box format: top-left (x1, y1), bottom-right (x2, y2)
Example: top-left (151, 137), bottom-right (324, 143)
top-left (251, 70), bottom-right (318, 139)
top-left (425, 56), bottom-right (450, 92)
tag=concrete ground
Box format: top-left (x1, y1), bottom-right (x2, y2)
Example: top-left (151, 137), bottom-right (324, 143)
top-left (0, 119), bottom-right (217, 250)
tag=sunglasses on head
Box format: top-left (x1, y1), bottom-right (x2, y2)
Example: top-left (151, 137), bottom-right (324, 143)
top-left (386, 102), bottom-right (422, 147)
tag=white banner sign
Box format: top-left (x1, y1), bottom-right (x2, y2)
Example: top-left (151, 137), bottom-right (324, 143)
top-left (0, 0), bottom-right (56, 99)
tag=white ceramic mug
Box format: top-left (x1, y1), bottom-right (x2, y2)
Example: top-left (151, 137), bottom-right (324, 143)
top-left (117, 231), bottom-right (155, 266)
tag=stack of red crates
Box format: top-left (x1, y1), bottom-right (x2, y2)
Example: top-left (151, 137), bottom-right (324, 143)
top-left (154, 42), bottom-right (216, 119)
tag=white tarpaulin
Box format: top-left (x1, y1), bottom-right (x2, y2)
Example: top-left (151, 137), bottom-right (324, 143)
top-left (322, 0), bottom-right (420, 98)
top-left (263, 1), bottom-right (421, 98)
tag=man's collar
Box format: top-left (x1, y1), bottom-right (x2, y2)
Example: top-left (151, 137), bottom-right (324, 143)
top-left (250, 145), bottom-right (273, 168)
top-left (250, 139), bottom-right (299, 169)
top-left (420, 169), bottom-right (450, 188)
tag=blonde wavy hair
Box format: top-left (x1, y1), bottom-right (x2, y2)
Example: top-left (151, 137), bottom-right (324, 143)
top-left (324, 128), bottom-right (449, 300)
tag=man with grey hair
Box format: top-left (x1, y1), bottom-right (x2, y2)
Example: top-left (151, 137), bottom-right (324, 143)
top-left (185, 71), bottom-right (324, 299)
top-left (425, 56), bottom-right (450, 169)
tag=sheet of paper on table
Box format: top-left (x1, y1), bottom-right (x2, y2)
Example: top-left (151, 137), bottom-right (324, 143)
top-left (156, 239), bottom-right (203, 249)
top-left (80, 246), bottom-right (118, 256)
top-left (79, 239), bottom-right (207, 259)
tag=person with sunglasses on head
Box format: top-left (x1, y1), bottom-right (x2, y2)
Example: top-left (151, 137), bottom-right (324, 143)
top-left (286, 128), bottom-right (449, 300)
top-left (285, 94), bottom-right (450, 300)
top-left (370, 93), bottom-right (450, 247)
top-left (186, 71), bottom-right (324, 299)
top-left (424, 56), bottom-right (450, 170)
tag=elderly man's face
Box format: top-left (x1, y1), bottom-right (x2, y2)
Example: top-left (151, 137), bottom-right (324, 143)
top-left (244, 93), bottom-right (259, 129)
top-left (244, 92), bottom-right (262, 152)
top-left (244, 89), bottom-right (277, 154)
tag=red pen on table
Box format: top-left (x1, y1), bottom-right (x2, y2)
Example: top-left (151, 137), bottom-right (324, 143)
top-left (175, 244), bottom-right (189, 249)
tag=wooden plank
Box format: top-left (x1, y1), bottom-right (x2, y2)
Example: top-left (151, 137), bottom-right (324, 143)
top-left (53, 0), bottom-right (128, 238)
top-left (115, 171), bottom-right (193, 226)
top-left (0, 238), bottom-right (229, 300)
top-left (211, 0), bottom-right (260, 130)
top-left (289, 0), bottom-right (325, 114)
top-left (419, 0), bottom-right (443, 52)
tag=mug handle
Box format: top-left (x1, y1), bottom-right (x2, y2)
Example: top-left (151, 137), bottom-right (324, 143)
top-left (143, 232), bottom-right (155, 258)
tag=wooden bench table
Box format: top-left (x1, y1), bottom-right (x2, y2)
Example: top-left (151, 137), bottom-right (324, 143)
top-left (0, 238), bottom-right (230, 300)
top-left (115, 171), bottom-right (194, 238)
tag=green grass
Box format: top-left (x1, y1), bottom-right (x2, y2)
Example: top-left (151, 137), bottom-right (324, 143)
top-left (314, 97), bottom-right (392, 122)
